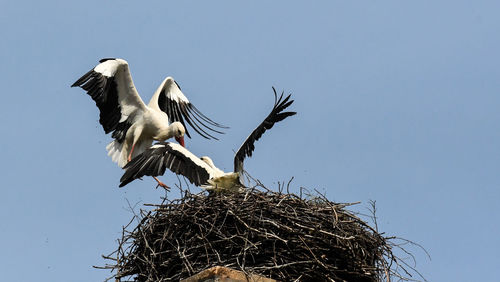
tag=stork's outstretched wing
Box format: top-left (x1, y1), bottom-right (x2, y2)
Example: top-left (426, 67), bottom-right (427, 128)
top-left (148, 77), bottom-right (228, 139)
top-left (233, 88), bottom-right (296, 173)
top-left (71, 58), bottom-right (147, 143)
top-left (119, 142), bottom-right (214, 187)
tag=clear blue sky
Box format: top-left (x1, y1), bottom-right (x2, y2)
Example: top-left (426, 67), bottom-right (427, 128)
top-left (1, 1), bottom-right (499, 281)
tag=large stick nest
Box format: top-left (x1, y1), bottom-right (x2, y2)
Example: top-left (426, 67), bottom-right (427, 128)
top-left (101, 185), bottom-right (424, 281)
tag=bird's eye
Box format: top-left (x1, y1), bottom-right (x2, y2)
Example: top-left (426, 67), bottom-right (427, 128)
top-left (177, 130), bottom-right (181, 135)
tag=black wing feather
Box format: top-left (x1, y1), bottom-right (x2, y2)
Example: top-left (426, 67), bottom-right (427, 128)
top-left (157, 86), bottom-right (228, 140)
top-left (119, 142), bottom-right (211, 187)
top-left (71, 60), bottom-right (131, 143)
top-left (233, 87), bottom-right (296, 173)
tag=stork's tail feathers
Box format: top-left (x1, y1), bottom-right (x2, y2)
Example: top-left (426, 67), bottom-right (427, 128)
top-left (106, 140), bottom-right (128, 168)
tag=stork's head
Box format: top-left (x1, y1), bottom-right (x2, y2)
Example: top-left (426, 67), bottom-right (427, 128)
top-left (171, 122), bottom-right (186, 147)
top-left (200, 156), bottom-right (216, 169)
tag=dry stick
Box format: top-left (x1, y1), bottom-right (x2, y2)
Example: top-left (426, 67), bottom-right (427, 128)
top-left (252, 260), bottom-right (315, 270)
top-left (298, 236), bottom-right (329, 270)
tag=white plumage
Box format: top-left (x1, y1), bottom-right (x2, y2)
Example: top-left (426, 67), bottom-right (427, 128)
top-left (119, 88), bottom-right (296, 191)
top-left (72, 58), bottom-right (226, 187)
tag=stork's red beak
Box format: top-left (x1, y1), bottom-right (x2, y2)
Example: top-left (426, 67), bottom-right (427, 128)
top-left (175, 136), bottom-right (185, 147)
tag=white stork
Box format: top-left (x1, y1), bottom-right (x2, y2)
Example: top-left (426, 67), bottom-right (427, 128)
top-left (119, 88), bottom-right (296, 191)
top-left (71, 58), bottom-right (227, 188)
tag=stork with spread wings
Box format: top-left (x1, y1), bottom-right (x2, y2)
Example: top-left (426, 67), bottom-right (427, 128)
top-left (120, 88), bottom-right (296, 191)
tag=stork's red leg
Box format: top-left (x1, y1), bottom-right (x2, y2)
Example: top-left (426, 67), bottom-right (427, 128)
top-left (154, 177), bottom-right (170, 190)
top-left (128, 143), bottom-right (136, 162)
